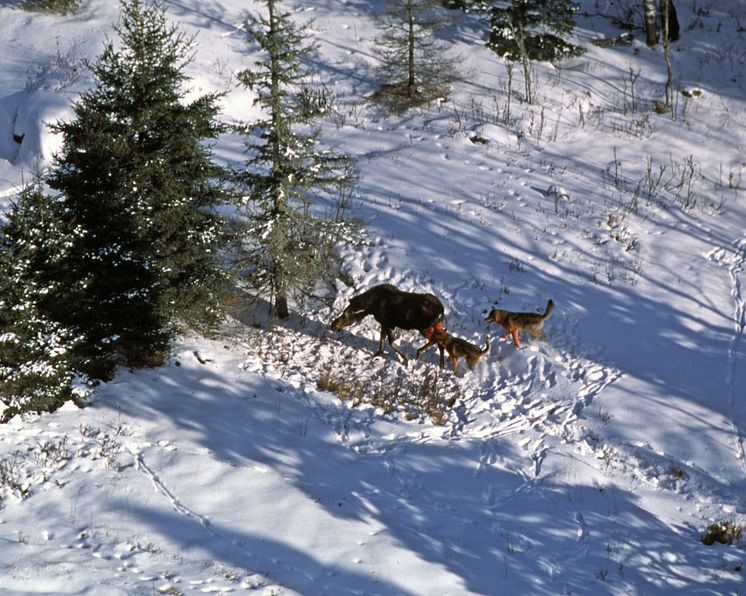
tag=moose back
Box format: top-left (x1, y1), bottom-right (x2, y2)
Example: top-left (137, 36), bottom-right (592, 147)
top-left (330, 284), bottom-right (444, 361)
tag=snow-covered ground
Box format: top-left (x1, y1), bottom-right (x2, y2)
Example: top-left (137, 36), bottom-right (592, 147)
top-left (1, 0), bottom-right (745, 594)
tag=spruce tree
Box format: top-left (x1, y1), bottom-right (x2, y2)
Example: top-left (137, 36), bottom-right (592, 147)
top-left (235, 0), bottom-right (358, 319)
top-left (0, 180), bottom-right (86, 421)
top-left (373, 0), bottom-right (460, 111)
top-left (472, 0), bottom-right (582, 103)
top-left (44, 0), bottom-right (228, 377)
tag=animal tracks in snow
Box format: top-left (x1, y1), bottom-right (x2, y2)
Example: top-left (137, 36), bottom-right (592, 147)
top-left (461, 323), bottom-right (622, 479)
top-left (135, 453), bottom-right (213, 530)
top-left (236, 287), bottom-right (624, 486)
top-left (236, 247), bottom-right (628, 488)
top-left (706, 237), bottom-right (746, 473)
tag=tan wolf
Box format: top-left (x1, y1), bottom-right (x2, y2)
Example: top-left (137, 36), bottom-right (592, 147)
top-left (484, 299), bottom-right (554, 349)
top-left (428, 329), bottom-right (490, 372)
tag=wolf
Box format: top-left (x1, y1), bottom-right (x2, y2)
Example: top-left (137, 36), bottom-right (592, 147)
top-left (428, 328), bottom-right (490, 372)
top-left (484, 299), bottom-right (554, 349)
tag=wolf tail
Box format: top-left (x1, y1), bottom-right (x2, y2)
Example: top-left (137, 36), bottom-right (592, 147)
top-left (482, 336), bottom-right (491, 354)
top-left (543, 299), bottom-right (554, 319)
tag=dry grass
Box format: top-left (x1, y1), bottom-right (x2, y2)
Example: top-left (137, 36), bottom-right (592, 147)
top-left (701, 520), bottom-right (743, 545)
top-left (369, 81), bottom-right (442, 113)
top-left (317, 364), bottom-right (459, 425)
top-left (22, 0), bottom-right (79, 14)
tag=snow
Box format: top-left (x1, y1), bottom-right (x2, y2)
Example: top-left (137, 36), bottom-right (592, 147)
top-left (1, 0), bottom-right (745, 594)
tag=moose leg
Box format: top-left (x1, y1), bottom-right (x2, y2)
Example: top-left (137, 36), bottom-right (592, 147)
top-left (374, 328), bottom-right (387, 357)
top-left (386, 329), bottom-right (409, 362)
top-left (373, 326), bottom-right (409, 361)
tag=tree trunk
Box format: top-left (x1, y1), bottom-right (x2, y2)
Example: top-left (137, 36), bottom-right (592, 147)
top-left (407, 0), bottom-right (416, 97)
top-left (267, 0), bottom-right (291, 320)
top-left (515, 22), bottom-right (532, 104)
top-left (643, 0), bottom-right (658, 46)
top-left (661, 0), bottom-right (680, 42)
top-left (274, 293), bottom-right (289, 319)
top-left (662, 0), bottom-right (674, 113)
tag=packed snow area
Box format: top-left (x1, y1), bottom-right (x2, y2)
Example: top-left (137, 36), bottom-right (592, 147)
top-left (1, 0), bottom-right (745, 594)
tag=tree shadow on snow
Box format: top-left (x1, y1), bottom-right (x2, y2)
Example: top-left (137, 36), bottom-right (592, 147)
top-left (106, 356), bottom-right (742, 595)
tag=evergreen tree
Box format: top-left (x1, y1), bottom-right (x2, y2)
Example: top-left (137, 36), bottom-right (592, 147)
top-left (44, 0), bottom-right (228, 378)
top-left (0, 180), bottom-right (87, 422)
top-left (373, 0), bottom-right (460, 111)
top-left (235, 0), bottom-right (358, 319)
top-left (475, 0), bottom-right (583, 103)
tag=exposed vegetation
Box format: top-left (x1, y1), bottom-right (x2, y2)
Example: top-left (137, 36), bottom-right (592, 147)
top-left (702, 520), bottom-right (744, 546)
top-left (22, 0), bottom-right (80, 15)
top-left (317, 365), bottom-right (459, 425)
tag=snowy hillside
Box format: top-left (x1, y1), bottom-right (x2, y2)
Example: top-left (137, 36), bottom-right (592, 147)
top-left (1, 0), bottom-right (745, 594)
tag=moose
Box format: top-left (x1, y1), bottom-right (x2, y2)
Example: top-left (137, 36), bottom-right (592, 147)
top-left (330, 283), bottom-right (445, 363)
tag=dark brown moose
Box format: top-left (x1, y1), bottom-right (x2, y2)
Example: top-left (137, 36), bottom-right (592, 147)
top-left (330, 283), bottom-right (444, 362)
